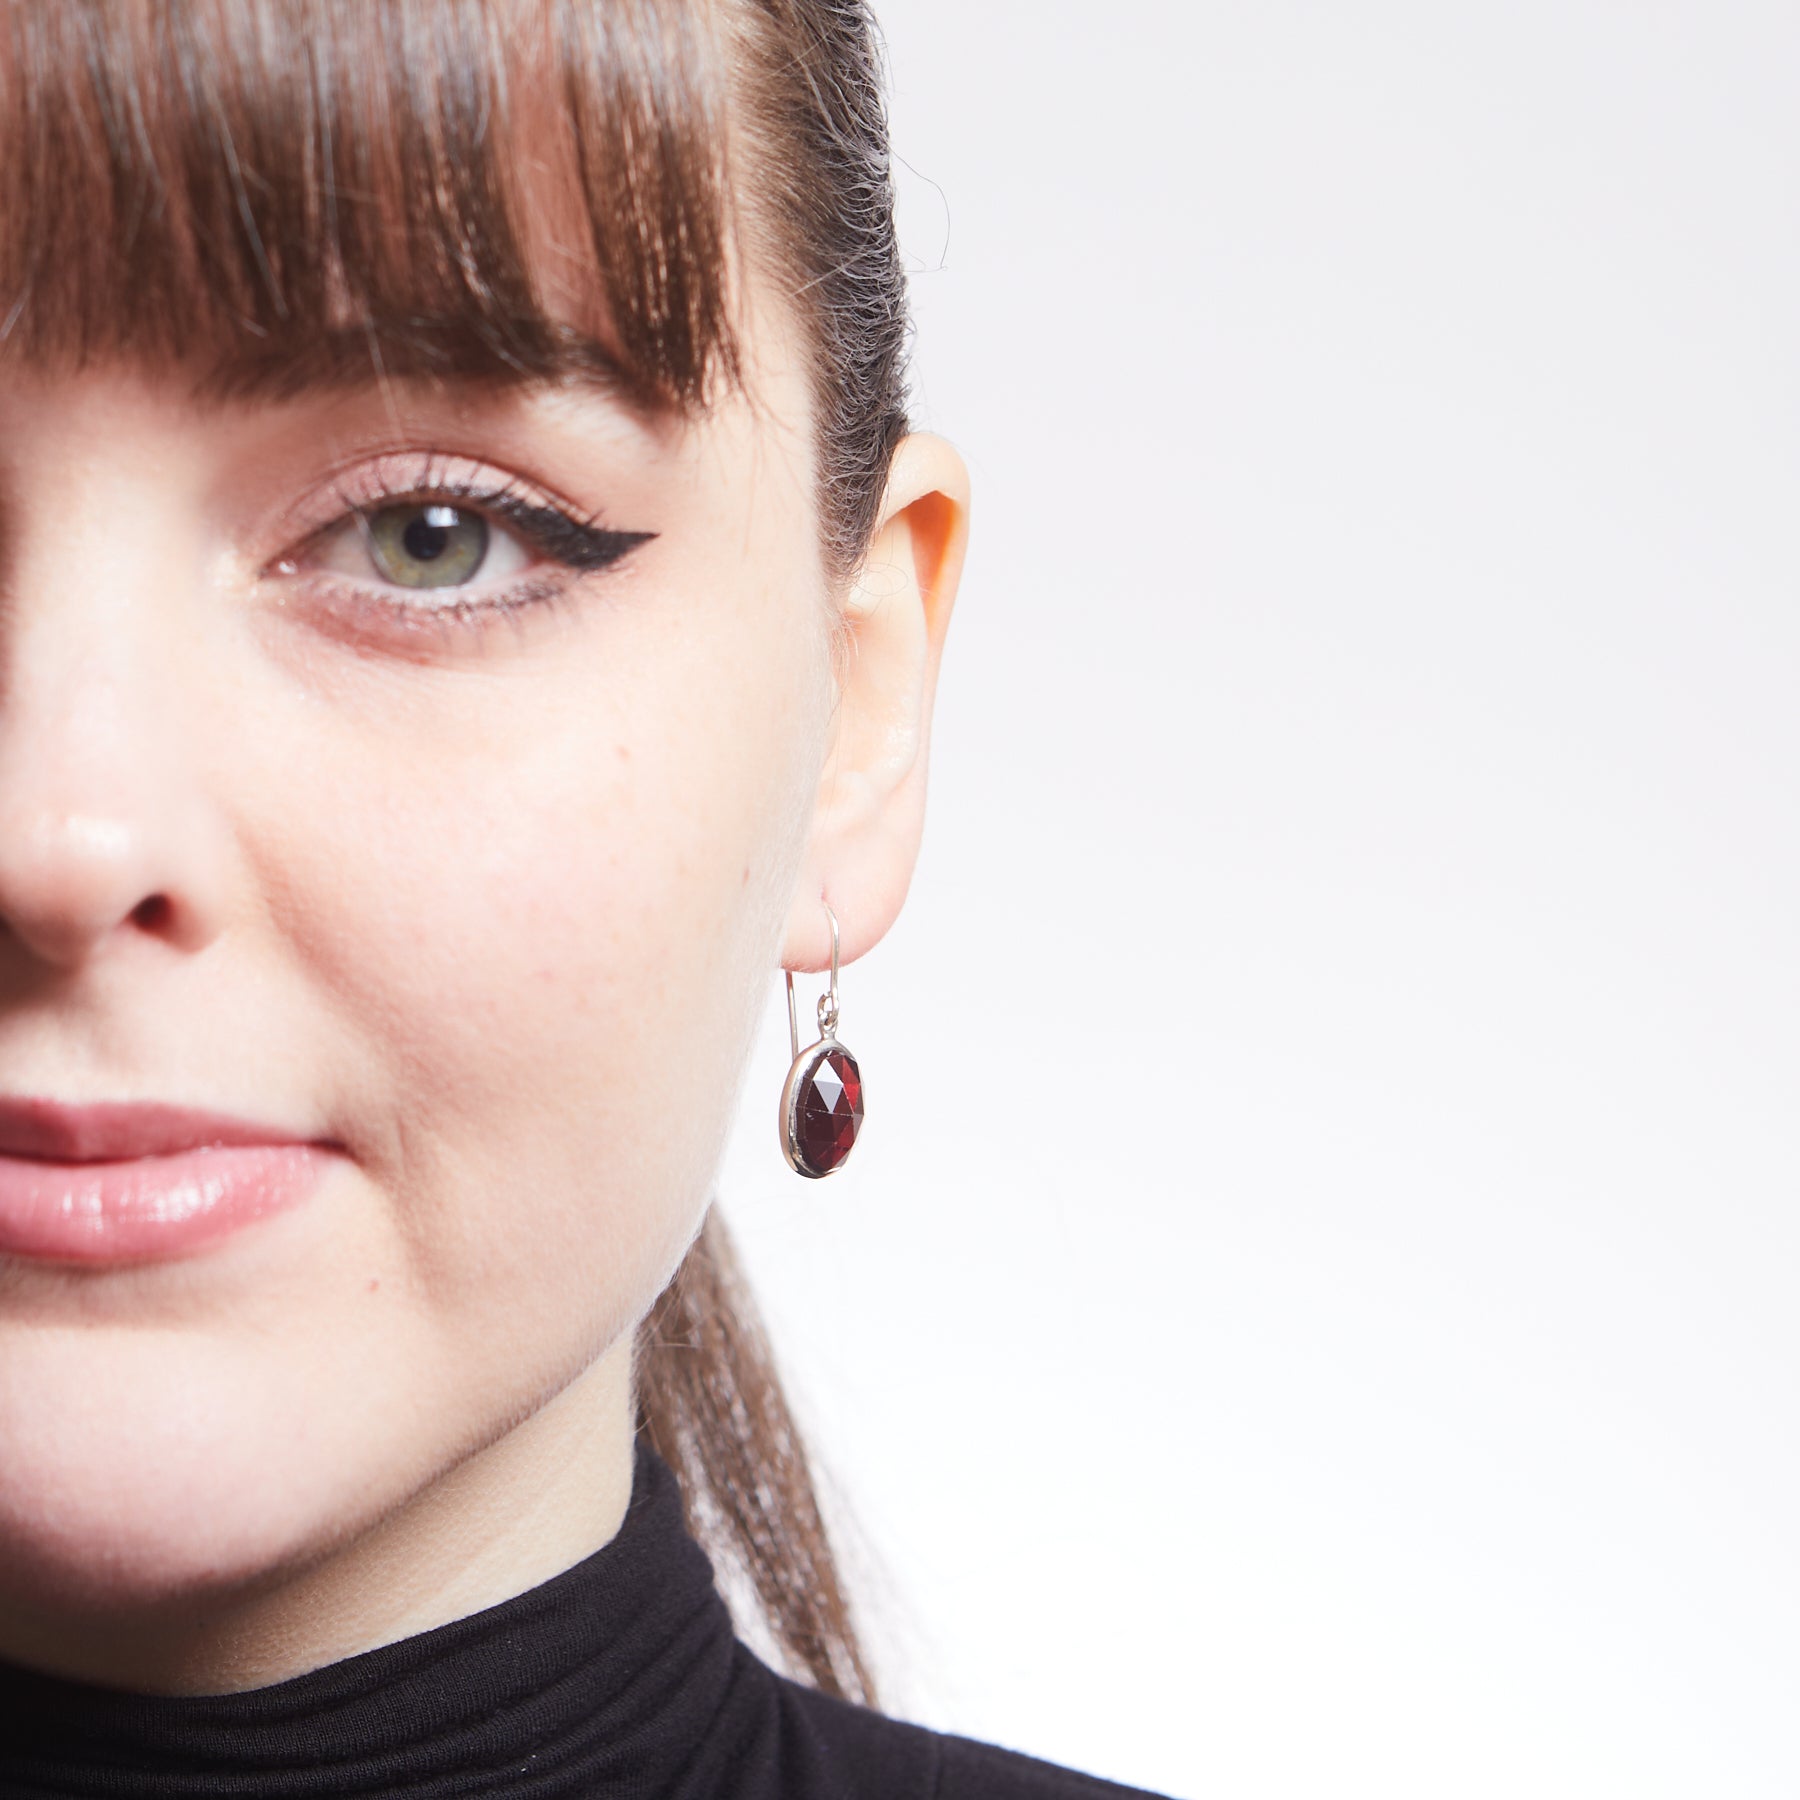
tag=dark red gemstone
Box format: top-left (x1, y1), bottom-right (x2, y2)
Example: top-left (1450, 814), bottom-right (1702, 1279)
top-left (796, 1044), bottom-right (863, 1176)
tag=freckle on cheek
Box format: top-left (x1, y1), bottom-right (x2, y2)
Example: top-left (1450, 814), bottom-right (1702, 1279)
top-left (615, 744), bottom-right (631, 762)
top-left (367, 1279), bottom-right (380, 1294)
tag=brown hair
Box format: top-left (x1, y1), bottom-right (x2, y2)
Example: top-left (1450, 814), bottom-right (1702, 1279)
top-left (0, 0), bottom-right (907, 1703)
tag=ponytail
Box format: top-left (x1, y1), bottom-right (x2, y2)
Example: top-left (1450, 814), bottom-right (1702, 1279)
top-left (635, 1210), bottom-right (875, 1704)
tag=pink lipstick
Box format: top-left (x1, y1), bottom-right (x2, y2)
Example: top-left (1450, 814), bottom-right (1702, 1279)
top-left (0, 1097), bottom-right (340, 1264)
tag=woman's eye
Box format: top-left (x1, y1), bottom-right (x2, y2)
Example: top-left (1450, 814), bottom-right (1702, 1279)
top-left (276, 476), bottom-right (655, 632)
top-left (309, 500), bottom-right (533, 592)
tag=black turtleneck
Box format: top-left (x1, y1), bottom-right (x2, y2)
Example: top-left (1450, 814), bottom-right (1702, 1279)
top-left (0, 1445), bottom-right (1170, 1799)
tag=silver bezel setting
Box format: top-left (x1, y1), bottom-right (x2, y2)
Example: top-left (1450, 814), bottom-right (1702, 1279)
top-left (779, 1036), bottom-right (858, 1179)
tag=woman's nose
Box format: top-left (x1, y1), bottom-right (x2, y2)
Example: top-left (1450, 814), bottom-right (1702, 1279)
top-left (0, 624), bottom-right (230, 972)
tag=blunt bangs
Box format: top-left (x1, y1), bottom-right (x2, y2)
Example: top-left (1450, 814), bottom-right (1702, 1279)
top-left (0, 0), bottom-right (738, 402)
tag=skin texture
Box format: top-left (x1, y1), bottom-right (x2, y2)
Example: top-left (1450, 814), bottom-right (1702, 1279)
top-left (0, 284), bottom-right (969, 1691)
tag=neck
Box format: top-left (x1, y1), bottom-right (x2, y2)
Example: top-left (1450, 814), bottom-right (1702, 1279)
top-left (0, 1343), bottom-right (638, 1695)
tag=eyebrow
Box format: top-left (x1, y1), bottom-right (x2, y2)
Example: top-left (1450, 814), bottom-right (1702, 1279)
top-left (186, 325), bottom-right (656, 413)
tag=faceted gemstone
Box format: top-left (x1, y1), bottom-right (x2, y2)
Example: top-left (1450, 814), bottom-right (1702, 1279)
top-left (796, 1044), bottom-right (863, 1176)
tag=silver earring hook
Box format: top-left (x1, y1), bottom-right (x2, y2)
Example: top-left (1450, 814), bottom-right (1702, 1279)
top-left (819, 902), bottom-right (841, 1038)
top-left (785, 900), bottom-right (841, 1059)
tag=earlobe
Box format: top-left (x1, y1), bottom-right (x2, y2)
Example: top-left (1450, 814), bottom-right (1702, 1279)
top-left (782, 432), bottom-right (970, 973)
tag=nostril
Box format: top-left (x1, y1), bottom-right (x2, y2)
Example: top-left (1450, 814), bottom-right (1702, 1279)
top-left (131, 894), bottom-right (173, 932)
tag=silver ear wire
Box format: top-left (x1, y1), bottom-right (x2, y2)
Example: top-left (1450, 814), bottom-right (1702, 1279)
top-left (779, 901), bottom-right (864, 1179)
top-left (786, 902), bottom-right (841, 1058)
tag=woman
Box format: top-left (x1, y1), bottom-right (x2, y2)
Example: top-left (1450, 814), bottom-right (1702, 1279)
top-left (0, 0), bottom-right (1171, 1794)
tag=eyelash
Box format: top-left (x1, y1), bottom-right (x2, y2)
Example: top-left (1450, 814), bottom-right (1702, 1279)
top-left (279, 456), bottom-right (654, 647)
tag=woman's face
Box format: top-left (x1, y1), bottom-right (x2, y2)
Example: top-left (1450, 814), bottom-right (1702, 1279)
top-left (0, 280), bottom-right (926, 1678)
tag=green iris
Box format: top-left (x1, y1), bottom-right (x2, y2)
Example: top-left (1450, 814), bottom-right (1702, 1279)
top-left (365, 503), bottom-right (489, 589)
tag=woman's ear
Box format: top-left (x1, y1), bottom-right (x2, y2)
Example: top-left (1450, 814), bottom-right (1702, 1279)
top-left (782, 432), bottom-right (970, 972)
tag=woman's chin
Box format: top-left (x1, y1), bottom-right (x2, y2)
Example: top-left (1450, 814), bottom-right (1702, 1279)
top-left (0, 1325), bottom-right (404, 1618)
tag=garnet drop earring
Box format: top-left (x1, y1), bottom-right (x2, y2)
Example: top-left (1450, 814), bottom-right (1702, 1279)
top-left (779, 902), bottom-right (865, 1178)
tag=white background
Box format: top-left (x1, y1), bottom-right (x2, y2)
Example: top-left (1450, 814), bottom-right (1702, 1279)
top-left (716, 3), bottom-right (1800, 1795)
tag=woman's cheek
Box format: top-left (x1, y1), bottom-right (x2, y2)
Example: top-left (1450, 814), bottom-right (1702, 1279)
top-left (249, 608), bottom-right (808, 1360)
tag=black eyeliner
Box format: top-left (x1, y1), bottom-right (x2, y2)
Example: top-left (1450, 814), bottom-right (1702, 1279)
top-left (477, 491), bottom-right (657, 572)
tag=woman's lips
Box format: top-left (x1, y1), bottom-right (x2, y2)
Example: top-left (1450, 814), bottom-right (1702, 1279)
top-left (0, 1097), bottom-right (340, 1265)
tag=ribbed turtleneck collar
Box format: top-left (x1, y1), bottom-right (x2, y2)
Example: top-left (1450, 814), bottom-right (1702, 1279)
top-left (0, 1445), bottom-right (744, 1799)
